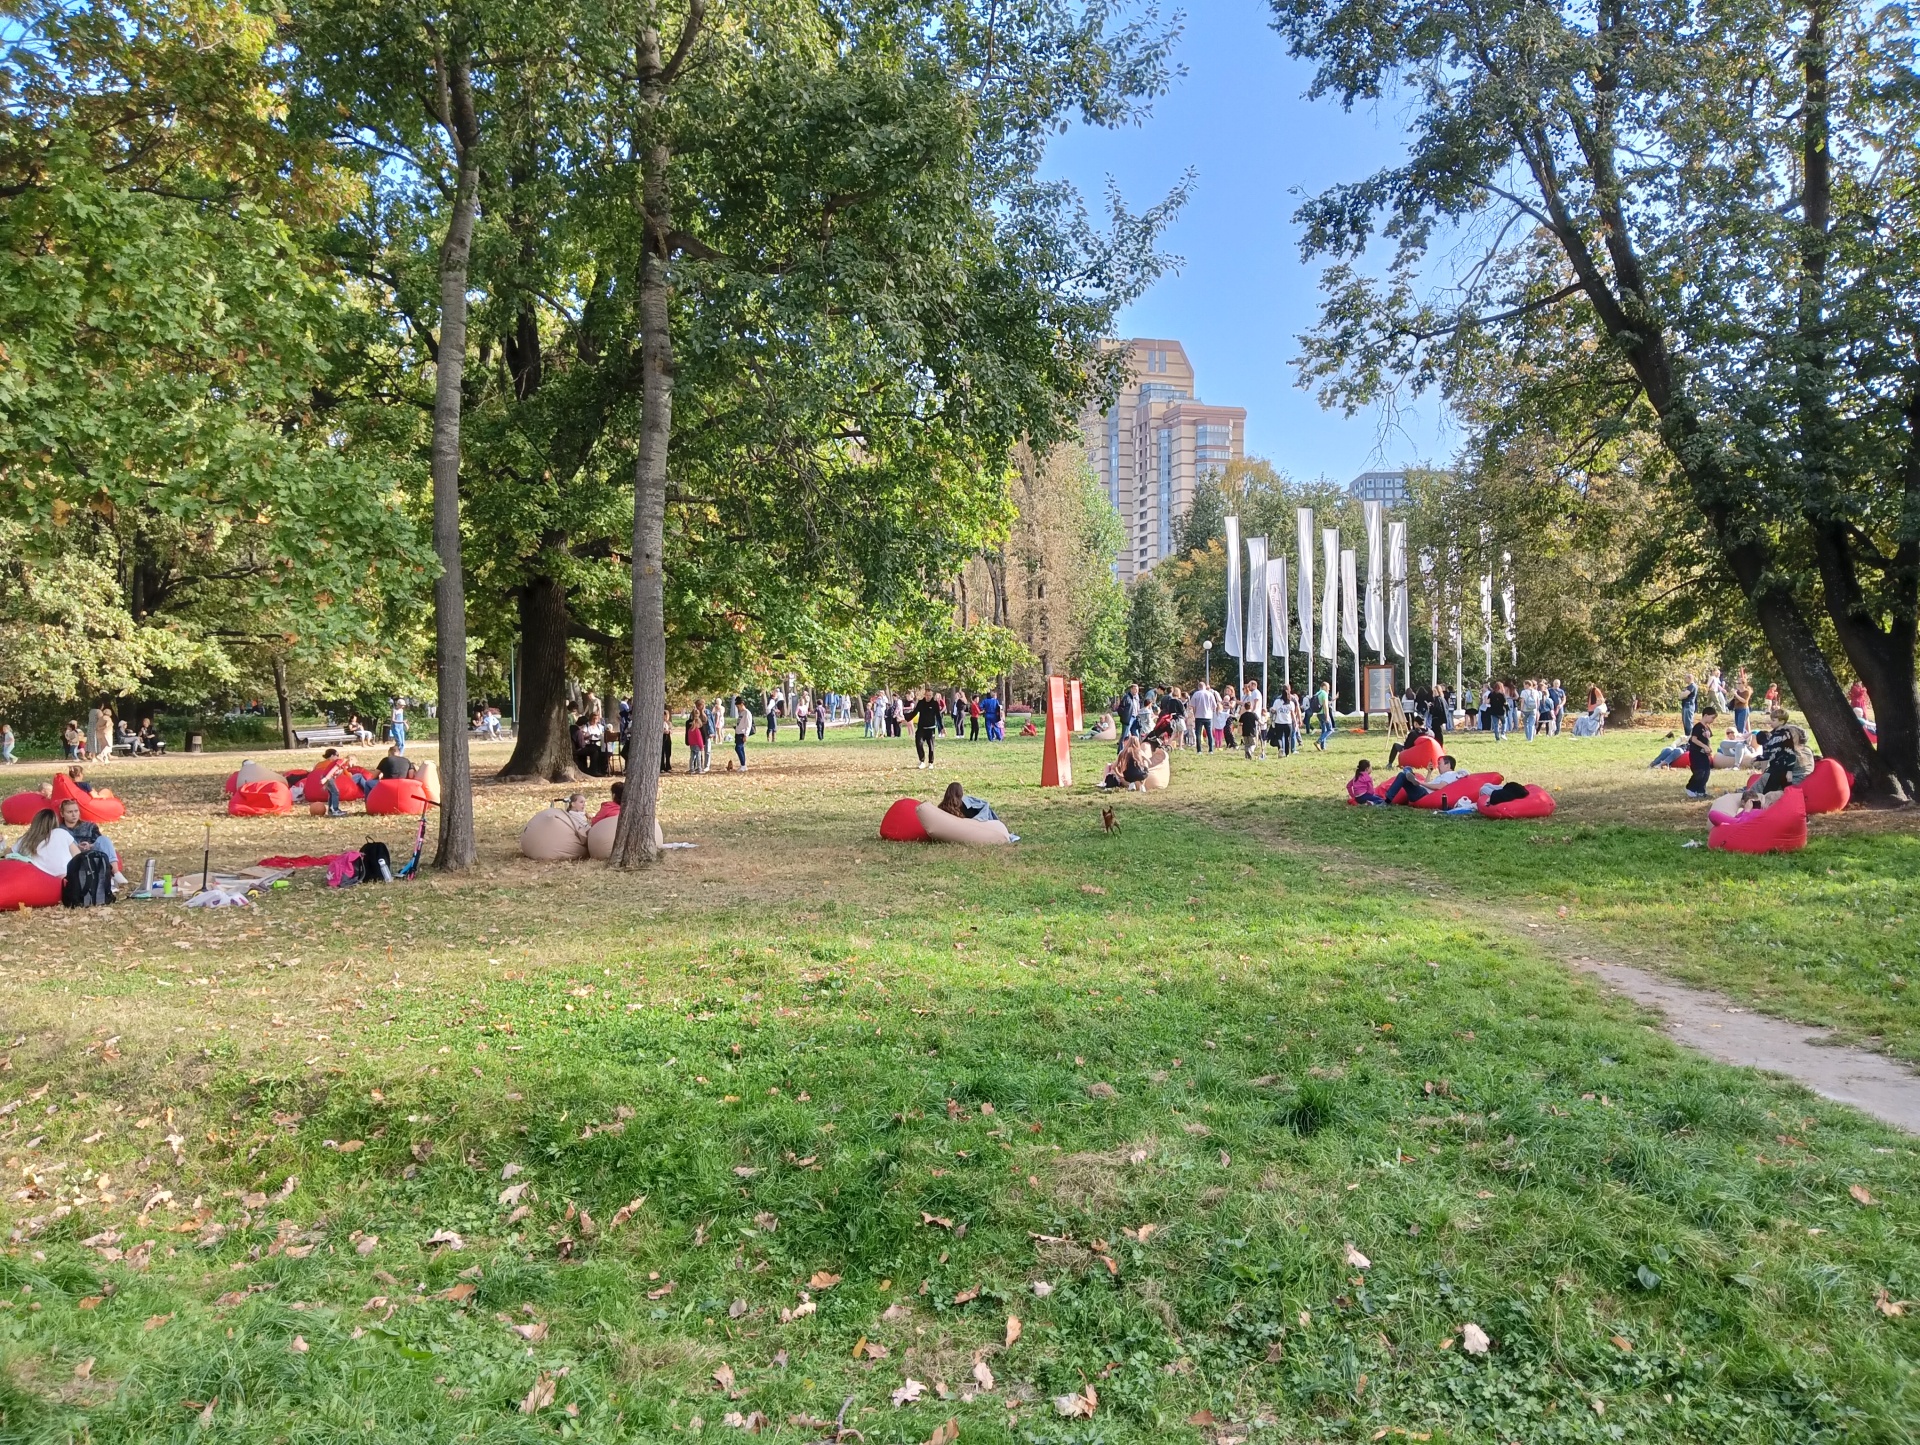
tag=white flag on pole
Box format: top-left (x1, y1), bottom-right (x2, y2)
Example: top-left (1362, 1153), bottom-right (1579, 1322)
top-left (1362, 500), bottom-right (1383, 653)
top-left (1340, 548), bottom-right (1359, 654)
top-left (1295, 508), bottom-right (1315, 653)
top-left (1244, 536), bottom-right (1268, 659)
top-left (1266, 557), bottom-right (1288, 656)
top-left (1500, 550), bottom-right (1517, 666)
top-left (1480, 569), bottom-right (1494, 681)
top-left (1224, 515), bottom-right (1242, 659)
top-left (1319, 528), bottom-right (1339, 661)
top-left (1388, 520), bottom-right (1408, 658)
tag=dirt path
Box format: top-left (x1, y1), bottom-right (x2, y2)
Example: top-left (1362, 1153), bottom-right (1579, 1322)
top-left (1203, 802), bottom-right (1920, 1134)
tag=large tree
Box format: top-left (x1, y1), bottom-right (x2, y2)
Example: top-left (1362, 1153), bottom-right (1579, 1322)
top-left (1272, 0), bottom-right (1920, 800)
top-left (1, 0), bottom-right (425, 720)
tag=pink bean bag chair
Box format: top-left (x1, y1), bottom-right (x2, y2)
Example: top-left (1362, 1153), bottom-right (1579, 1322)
top-left (586, 814), bottom-right (663, 859)
top-left (1, 792), bottom-right (51, 827)
top-left (0, 859), bottom-right (63, 910)
top-left (879, 798), bottom-right (929, 842)
top-left (1799, 757), bottom-right (1850, 815)
top-left (228, 779), bottom-right (295, 817)
top-left (51, 773), bottom-right (124, 823)
top-left (300, 760), bottom-right (365, 805)
top-left (1479, 784), bottom-right (1556, 820)
top-left (1708, 783), bottom-right (1807, 854)
top-left (1397, 736), bottom-right (1443, 770)
top-left (365, 778), bottom-right (431, 816)
top-left (520, 807), bottom-right (588, 861)
top-left (1410, 770), bottom-right (1504, 810)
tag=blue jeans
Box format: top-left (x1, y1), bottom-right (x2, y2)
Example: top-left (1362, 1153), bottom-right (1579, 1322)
top-left (1318, 714), bottom-right (1335, 747)
top-left (1383, 771), bottom-right (1430, 805)
top-left (1523, 711), bottom-right (1537, 741)
top-left (1681, 702), bottom-right (1695, 737)
top-left (735, 733), bottom-right (747, 767)
top-left (0, 738), bottom-right (11, 763)
top-left (1733, 707), bottom-right (1749, 736)
top-left (1491, 709), bottom-right (1506, 740)
top-left (391, 722), bottom-right (407, 752)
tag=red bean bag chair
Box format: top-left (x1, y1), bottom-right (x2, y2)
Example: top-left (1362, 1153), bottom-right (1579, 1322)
top-left (50, 774), bottom-right (124, 823)
top-left (1, 792), bottom-right (52, 827)
top-left (0, 859), bottom-right (63, 910)
top-left (1708, 784), bottom-right (1807, 855)
top-left (1397, 736), bottom-right (1443, 770)
top-left (1410, 770), bottom-right (1504, 809)
top-left (300, 761), bottom-right (366, 805)
top-left (225, 760), bottom-right (283, 796)
top-left (365, 778), bottom-right (431, 816)
top-left (1800, 757), bottom-right (1850, 815)
top-left (1668, 754), bottom-right (1690, 769)
top-left (228, 779), bottom-right (295, 817)
top-left (1480, 784), bottom-right (1556, 820)
top-left (879, 797), bottom-right (929, 842)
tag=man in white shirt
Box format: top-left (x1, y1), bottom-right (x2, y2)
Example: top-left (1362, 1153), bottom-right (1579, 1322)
top-left (1189, 684), bottom-right (1217, 752)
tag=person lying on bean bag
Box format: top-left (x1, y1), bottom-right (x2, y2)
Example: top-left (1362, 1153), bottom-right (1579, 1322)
top-left (1089, 715), bottom-right (1118, 742)
top-left (915, 800), bottom-right (1013, 844)
top-left (520, 794), bottom-right (591, 861)
top-left (1477, 780), bottom-right (1556, 819)
top-left (935, 781), bottom-right (999, 822)
top-left (52, 770), bottom-right (125, 823)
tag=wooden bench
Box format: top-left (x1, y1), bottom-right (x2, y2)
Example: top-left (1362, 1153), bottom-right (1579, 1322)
top-left (292, 727), bottom-right (356, 748)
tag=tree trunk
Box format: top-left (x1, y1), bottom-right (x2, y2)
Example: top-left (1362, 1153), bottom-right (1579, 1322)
top-left (499, 569), bottom-right (579, 780)
top-left (610, 19), bottom-right (692, 868)
top-left (429, 56), bottom-right (481, 871)
top-left (271, 655), bottom-right (295, 751)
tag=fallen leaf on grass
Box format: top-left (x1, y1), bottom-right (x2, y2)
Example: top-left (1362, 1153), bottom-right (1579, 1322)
top-left (971, 1359), bottom-right (995, 1391)
top-left (74, 1358), bottom-right (94, 1379)
top-left (356, 1235), bottom-right (379, 1256)
top-left (881, 1301), bottom-right (913, 1321)
top-left (499, 1182), bottom-right (527, 1207)
top-left (721, 1410), bottom-right (768, 1431)
top-left (608, 1195), bottom-right (646, 1231)
top-left (195, 1397), bottom-right (218, 1427)
top-left (808, 1271), bottom-right (841, 1290)
top-left (1461, 1322), bottom-right (1490, 1355)
top-left (1874, 1290), bottom-right (1909, 1317)
top-left (713, 1363), bottom-right (740, 1398)
top-left (952, 1285), bottom-right (979, 1305)
top-left (921, 1213), bottom-right (953, 1229)
top-left (501, 1162), bottom-right (523, 1180)
top-left (1610, 1335), bottom-right (1633, 1352)
top-left (1850, 1184), bottom-right (1878, 1207)
top-left (1030, 1281), bottom-right (1053, 1298)
top-left (1052, 1384), bottom-right (1097, 1419)
top-left (892, 1378), bottom-right (926, 1407)
top-left (1343, 1243), bottom-right (1371, 1270)
top-left (732, 1166), bottom-right (760, 1178)
top-left (520, 1373), bottom-right (556, 1414)
top-left (779, 1298), bottom-right (815, 1322)
top-left (425, 1229), bottom-right (465, 1250)
top-left (646, 1281), bottom-right (675, 1300)
top-left (289, 1335), bottom-right (308, 1353)
top-left (1122, 1223), bottom-right (1157, 1243)
top-left (144, 1313), bottom-right (172, 1331)
top-left (439, 1283), bottom-right (476, 1303)
top-left (924, 1420), bottom-right (959, 1445)
top-left (1005, 1314), bottom-right (1022, 1346)
top-left (1086, 1082), bottom-right (1117, 1099)
top-left (729, 1299), bottom-right (750, 1319)
top-left (336, 1140), bottom-right (364, 1154)
top-left (77, 1296), bottom-right (103, 1311)
top-left (1188, 1409), bottom-right (1217, 1426)
top-left (1080, 884), bottom-right (1106, 895)
top-left (512, 1321), bottom-right (548, 1341)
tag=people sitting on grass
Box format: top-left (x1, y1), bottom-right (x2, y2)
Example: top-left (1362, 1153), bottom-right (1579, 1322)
top-left (7, 808), bottom-right (75, 876)
top-left (57, 798), bottom-right (125, 890)
top-left (1103, 737), bottom-right (1151, 790)
top-left (936, 781), bottom-right (1001, 822)
top-left (1347, 759), bottom-right (1386, 805)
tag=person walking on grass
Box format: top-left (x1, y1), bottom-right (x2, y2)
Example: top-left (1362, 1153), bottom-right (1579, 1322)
top-left (912, 689), bottom-right (941, 769)
top-left (732, 695), bottom-right (752, 771)
top-left (0, 723), bottom-right (13, 764)
top-left (1315, 682), bottom-right (1336, 749)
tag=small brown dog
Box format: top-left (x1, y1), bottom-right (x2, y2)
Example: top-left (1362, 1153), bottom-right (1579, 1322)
top-left (1101, 806), bottom-right (1119, 835)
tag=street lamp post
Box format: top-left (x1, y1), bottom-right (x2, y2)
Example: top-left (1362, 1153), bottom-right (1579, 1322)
top-left (1202, 640), bottom-right (1212, 689)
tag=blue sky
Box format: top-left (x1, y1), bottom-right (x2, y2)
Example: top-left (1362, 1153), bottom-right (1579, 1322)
top-left (1041, 1), bottom-right (1458, 484)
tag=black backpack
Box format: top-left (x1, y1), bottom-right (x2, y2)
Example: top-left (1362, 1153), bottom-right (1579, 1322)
top-left (63, 849), bottom-right (116, 908)
top-left (358, 841), bottom-right (393, 883)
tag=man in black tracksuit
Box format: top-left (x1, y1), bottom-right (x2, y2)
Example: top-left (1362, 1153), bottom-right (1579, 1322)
top-left (913, 692), bottom-right (941, 768)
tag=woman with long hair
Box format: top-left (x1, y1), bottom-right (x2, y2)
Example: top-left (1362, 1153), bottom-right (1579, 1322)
top-left (9, 808), bottom-right (76, 875)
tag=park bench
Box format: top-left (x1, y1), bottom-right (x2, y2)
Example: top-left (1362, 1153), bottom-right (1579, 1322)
top-left (292, 726), bottom-right (356, 748)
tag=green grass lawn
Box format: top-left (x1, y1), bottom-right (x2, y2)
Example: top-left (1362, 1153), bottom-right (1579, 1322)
top-left (0, 727), bottom-right (1916, 1442)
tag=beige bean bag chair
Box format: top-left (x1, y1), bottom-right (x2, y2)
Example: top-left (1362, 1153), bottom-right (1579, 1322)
top-left (1141, 756), bottom-right (1171, 792)
top-left (520, 806), bottom-right (590, 861)
top-left (1091, 717), bottom-right (1118, 741)
top-left (413, 758), bottom-right (442, 804)
top-left (586, 813), bottom-right (664, 859)
top-left (915, 801), bottom-right (1012, 845)
top-left (235, 758), bottom-right (281, 788)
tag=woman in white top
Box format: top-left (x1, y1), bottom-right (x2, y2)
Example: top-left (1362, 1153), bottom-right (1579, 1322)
top-left (9, 808), bottom-right (77, 876)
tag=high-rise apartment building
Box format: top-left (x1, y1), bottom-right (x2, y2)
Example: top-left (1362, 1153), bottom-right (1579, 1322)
top-left (1081, 339), bottom-right (1247, 582)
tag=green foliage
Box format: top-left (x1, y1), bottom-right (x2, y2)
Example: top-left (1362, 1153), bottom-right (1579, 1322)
top-left (1124, 570), bottom-right (1181, 687)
